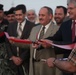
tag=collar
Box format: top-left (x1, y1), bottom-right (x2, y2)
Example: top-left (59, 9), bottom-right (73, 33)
top-left (42, 21), bottom-right (52, 29)
top-left (17, 19), bottom-right (26, 30)
top-left (18, 18), bottom-right (26, 25)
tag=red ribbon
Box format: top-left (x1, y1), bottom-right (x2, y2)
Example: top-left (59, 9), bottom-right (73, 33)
top-left (4, 32), bottom-right (75, 50)
top-left (52, 43), bottom-right (75, 50)
top-left (4, 32), bottom-right (32, 44)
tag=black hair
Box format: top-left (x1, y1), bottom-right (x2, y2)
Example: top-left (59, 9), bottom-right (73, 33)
top-left (56, 6), bottom-right (67, 15)
top-left (7, 7), bottom-right (15, 15)
top-left (14, 4), bottom-right (26, 14)
top-left (0, 4), bottom-right (3, 11)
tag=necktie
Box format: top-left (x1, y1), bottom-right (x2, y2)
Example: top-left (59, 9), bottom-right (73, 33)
top-left (72, 21), bottom-right (76, 42)
top-left (17, 23), bottom-right (22, 38)
top-left (39, 26), bottom-right (45, 39)
top-left (35, 26), bottom-right (45, 61)
top-left (17, 23), bottom-right (22, 56)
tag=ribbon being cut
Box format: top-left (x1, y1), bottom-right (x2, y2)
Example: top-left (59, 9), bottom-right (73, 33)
top-left (4, 32), bottom-right (32, 44)
top-left (2, 32), bottom-right (75, 50)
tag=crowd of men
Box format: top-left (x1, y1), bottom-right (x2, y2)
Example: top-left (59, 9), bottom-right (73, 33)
top-left (0, 0), bottom-right (76, 75)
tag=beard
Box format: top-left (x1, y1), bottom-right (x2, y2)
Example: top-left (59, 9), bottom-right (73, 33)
top-left (0, 16), bottom-right (3, 20)
top-left (55, 18), bottom-right (64, 25)
top-left (57, 22), bottom-right (62, 25)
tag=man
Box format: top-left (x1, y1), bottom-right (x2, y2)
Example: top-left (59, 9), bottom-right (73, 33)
top-left (0, 4), bottom-right (9, 42)
top-left (54, 6), bottom-right (67, 75)
top-left (54, 6), bottom-right (67, 26)
top-left (7, 7), bottom-right (16, 23)
top-left (27, 9), bottom-right (39, 24)
top-left (0, 4), bottom-right (9, 31)
top-left (39, 0), bottom-right (76, 74)
top-left (7, 4), bottom-right (35, 75)
top-left (54, 6), bottom-right (67, 56)
top-left (29, 6), bottom-right (59, 75)
top-left (0, 4), bottom-right (16, 75)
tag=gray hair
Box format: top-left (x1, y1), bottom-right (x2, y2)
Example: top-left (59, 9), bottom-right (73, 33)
top-left (67, 0), bottom-right (76, 6)
top-left (27, 9), bottom-right (36, 15)
top-left (41, 6), bottom-right (53, 15)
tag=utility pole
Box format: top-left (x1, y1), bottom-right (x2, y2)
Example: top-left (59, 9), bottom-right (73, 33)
top-left (11, 0), bottom-right (14, 7)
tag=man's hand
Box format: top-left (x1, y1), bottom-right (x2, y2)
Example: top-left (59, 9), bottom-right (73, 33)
top-left (32, 43), bottom-right (40, 49)
top-left (46, 58), bottom-right (55, 68)
top-left (32, 40), bottom-right (41, 49)
top-left (9, 36), bottom-right (15, 44)
top-left (11, 56), bottom-right (22, 65)
top-left (38, 39), bottom-right (53, 48)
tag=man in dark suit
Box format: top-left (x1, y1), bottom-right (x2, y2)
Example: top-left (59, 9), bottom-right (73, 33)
top-left (54, 6), bottom-right (68, 75)
top-left (38, 0), bottom-right (76, 74)
top-left (7, 7), bottom-right (15, 23)
top-left (7, 4), bottom-right (35, 75)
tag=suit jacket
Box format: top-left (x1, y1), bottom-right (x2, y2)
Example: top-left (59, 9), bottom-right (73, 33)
top-left (48, 19), bottom-right (72, 42)
top-left (29, 21), bottom-right (59, 75)
top-left (7, 19), bottom-right (35, 71)
top-left (47, 19), bottom-right (73, 57)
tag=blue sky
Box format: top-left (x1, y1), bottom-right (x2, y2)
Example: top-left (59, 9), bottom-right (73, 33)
top-left (0, 0), bottom-right (67, 14)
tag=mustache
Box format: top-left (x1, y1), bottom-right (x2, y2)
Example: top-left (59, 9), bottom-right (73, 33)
top-left (39, 18), bottom-right (43, 21)
top-left (55, 17), bottom-right (61, 19)
top-left (9, 19), bottom-right (14, 21)
top-left (17, 19), bottom-right (21, 20)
